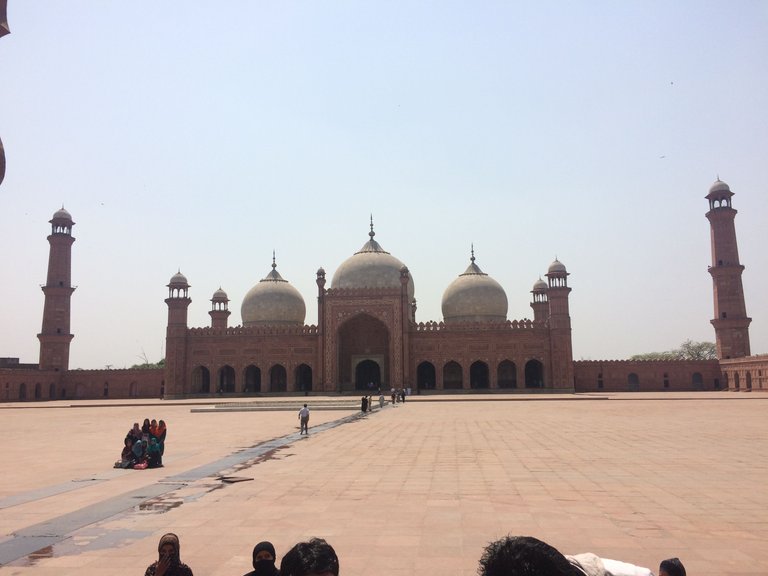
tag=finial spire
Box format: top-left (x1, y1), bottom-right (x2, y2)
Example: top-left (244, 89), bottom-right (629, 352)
top-left (272, 250), bottom-right (276, 270)
top-left (470, 243), bottom-right (475, 263)
top-left (369, 214), bottom-right (375, 239)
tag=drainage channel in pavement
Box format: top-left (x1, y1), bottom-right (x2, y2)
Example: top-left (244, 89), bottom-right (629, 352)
top-left (0, 410), bottom-right (368, 566)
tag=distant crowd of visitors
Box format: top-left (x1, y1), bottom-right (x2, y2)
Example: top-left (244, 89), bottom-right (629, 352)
top-left (145, 533), bottom-right (687, 576)
top-left (114, 417), bottom-right (167, 469)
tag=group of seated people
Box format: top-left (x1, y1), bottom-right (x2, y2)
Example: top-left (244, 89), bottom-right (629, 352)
top-left (114, 418), bottom-right (167, 470)
top-left (144, 533), bottom-right (688, 576)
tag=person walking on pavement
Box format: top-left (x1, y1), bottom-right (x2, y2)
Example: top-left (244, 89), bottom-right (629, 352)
top-left (298, 403), bottom-right (310, 435)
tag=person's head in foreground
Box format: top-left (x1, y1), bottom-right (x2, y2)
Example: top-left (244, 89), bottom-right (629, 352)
top-left (252, 541), bottom-right (279, 576)
top-left (280, 538), bottom-right (339, 576)
top-left (659, 557), bottom-right (686, 576)
top-left (157, 532), bottom-right (182, 566)
top-left (478, 535), bottom-right (582, 576)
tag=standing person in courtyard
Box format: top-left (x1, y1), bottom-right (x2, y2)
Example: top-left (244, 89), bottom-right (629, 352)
top-left (298, 403), bottom-right (310, 435)
top-left (478, 535), bottom-right (654, 576)
top-left (659, 558), bottom-right (686, 576)
top-left (360, 396), bottom-right (368, 413)
top-left (280, 538), bottom-right (339, 576)
top-left (243, 541), bottom-right (280, 576)
top-left (144, 532), bottom-right (193, 576)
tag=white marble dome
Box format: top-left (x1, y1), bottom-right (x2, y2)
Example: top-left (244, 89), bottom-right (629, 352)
top-left (241, 260), bottom-right (306, 327)
top-left (168, 271), bottom-right (189, 287)
top-left (441, 253), bottom-right (508, 323)
top-left (211, 287), bottom-right (228, 301)
top-left (709, 179), bottom-right (731, 195)
top-left (52, 207), bottom-right (73, 222)
top-left (532, 277), bottom-right (548, 293)
top-left (331, 226), bottom-right (415, 300)
top-left (548, 259), bottom-right (567, 275)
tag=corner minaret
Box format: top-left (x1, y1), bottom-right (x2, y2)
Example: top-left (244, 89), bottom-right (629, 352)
top-left (706, 178), bottom-right (751, 359)
top-left (164, 271), bottom-right (191, 397)
top-left (546, 259), bottom-right (574, 390)
top-left (38, 207), bottom-right (76, 372)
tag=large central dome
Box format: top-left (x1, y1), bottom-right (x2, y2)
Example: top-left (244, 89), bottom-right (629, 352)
top-left (331, 222), bottom-right (415, 300)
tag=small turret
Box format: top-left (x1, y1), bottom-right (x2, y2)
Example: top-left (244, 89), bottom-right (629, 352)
top-left (209, 287), bottom-right (231, 329)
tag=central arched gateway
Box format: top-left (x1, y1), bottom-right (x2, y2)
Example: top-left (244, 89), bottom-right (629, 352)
top-left (355, 359), bottom-right (381, 390)
top-left (337, 313), bottom-right (390, 392)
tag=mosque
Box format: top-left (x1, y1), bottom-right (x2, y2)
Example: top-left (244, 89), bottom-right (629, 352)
top-left (1, 179), bottom-right (766, 400)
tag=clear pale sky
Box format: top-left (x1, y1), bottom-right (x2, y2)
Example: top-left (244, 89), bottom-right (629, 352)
top-left (1, 2), bottom-right (766, 369)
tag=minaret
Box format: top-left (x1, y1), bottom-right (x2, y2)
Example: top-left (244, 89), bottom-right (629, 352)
top-left (38, 207), bottom-right (76, 372)
top-left (546, 259), bottom-right (574, 389)
top-left (530, 277), bottom-right (548, 322)
top-left (706, 179), bottom-right (751, 358)
top-left (209, 287), bottom-right (230, 329)
top-left (164, 271), bottom-right (191, 397)
top-left (316, 266), bottom-right (326, 392)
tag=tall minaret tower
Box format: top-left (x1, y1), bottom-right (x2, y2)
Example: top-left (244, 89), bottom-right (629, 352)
top-left (706, 179), bottom-right (751, 359)
top-left (164, 271), bottom-right (191, 397)
top-left (38, 207), bottom-right (76, 372)
top-left (546, 259), bottom-right (574, 389)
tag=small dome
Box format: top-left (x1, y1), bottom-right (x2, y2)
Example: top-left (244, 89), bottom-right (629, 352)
top-left (212, 287), bottom-right (228, 301)
top-left (52, 207), bottom-right (73, 222)
top-left (168, 271), bottom-right (189, 287)
top-left (442, 251), bottom-right (508, 323)
top-left (532, 278), bottom-right (548, 293)
top-left (709, 179), bottom-right (731, 194)
top-left (241, 259), bottom-right (306, 327)
top-left (331, 223), bottom-right (415, 300)
top-left (548, 259), bottom-right (567, 275)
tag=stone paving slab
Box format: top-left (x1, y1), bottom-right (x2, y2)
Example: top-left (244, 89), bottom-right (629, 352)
top-left (0, 394), bottom-right (766, 576)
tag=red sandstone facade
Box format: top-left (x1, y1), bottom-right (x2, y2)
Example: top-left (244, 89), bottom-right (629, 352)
top-left (1, 179), bottom-right (764, 401)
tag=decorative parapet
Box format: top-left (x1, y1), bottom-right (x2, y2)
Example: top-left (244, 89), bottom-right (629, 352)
top-left (414, 319), bottom-right (541, 332)
top-left (574, 359), bottom-right (720, 365)
top-left (188, 324), bottom-right (319, 337)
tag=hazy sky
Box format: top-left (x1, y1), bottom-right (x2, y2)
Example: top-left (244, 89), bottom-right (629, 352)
top-left (1, 2), bottom-right (766, 369)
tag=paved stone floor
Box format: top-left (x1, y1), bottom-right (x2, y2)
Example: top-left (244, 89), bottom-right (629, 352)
top-left (0, 393), bottom-right (766, 576)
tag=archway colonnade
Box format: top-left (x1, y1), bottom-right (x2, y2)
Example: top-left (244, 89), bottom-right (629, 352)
top-left (190, 363), bottom-right (313, 395)
top-left (415, 359), bottom-right (545, 390)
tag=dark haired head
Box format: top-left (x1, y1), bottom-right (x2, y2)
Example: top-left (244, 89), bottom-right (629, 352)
top-left (478, 536), bottom-right (582, 576)
top-left (659, 557), bottom-right (686, 576)
top-left (280, 538), bottom-right (339, 576)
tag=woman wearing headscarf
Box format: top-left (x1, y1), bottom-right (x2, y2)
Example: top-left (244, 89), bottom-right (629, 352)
top-left (156, 419), bottom-right (168, 458)
top-left (145, 533), bottom-right (193, 576)
top-left (243, 541), bottom-right (279, 576)
top-left (141, 418), bottom-right (152, 437)
top-left (127, 422), bottom-right (142, 444)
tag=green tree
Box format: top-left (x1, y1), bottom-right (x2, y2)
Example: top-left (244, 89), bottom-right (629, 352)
top-left (130, 358), bottom-right (165, 369)
top-left (630, 340), bottom-right (716, 361)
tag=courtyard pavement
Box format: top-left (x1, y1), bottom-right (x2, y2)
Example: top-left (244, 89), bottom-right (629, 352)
top-left (0, 392), bottom-right (766, 576)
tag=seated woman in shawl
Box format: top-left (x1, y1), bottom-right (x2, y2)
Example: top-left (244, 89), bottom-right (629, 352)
top-left (147, 437), bottom-right (163, 468)
top-left (115, 437), bottom-right (135, 468)
top-left (145, 532), bottom-right (193, 576)
top-left (132, 438), bottom-right (147, 467)
top-left (243, 541), bottom-right (280, 576)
